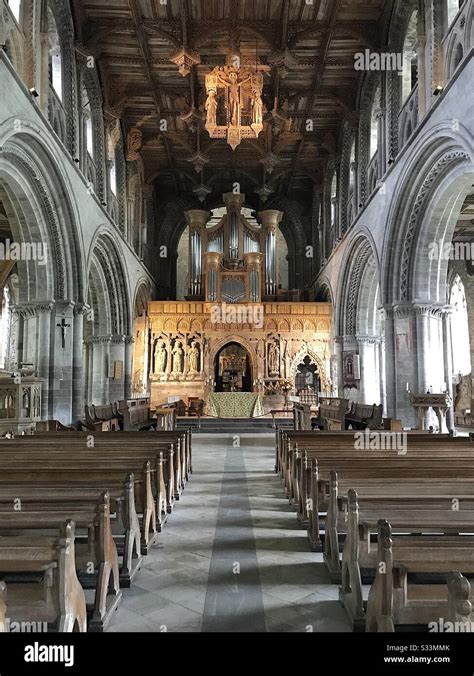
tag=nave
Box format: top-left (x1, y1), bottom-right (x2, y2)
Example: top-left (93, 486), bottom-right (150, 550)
top-left (107, 433), bottom-right (350, 633)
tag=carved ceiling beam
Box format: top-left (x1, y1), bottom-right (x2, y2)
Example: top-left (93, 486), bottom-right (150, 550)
top-left (286, 0), bottom-right (343, 193)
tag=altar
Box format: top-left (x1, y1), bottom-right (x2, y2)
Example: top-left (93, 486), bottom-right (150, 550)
top-left (207, 392), bottom-right (264, 418)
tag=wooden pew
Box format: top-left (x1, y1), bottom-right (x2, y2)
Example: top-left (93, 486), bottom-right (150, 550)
top-left (305, 451), bottom-right (474, 551)
top-left (37, 428), bottom-right (192, 489)
top-left (336, 486), bottom-right (474, 629)
top-left (0, 492), bottom-right (121, 631)
top-left (366, 520), bottom-right (474, 632)
top-left (345, 403), bottom-right (383, 430)
top-left (0, 448), bottom-right (157, 553)
top-left (29, 428), bottom-right (192, 508)
top-left (311, 398), bottom-right (349, 431)
top-left (0, 520), bottom-right (87, 632)
top-left (0, 481), bottom-right (142, 588)
top-left (277, 430), bottom-right (473, 526)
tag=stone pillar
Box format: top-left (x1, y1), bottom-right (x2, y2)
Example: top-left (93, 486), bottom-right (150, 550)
top-left (382, 306), bottom-right (396, 418)
top-left (88, 336), bottom-right (111, 405)
top-left (379, 336), bottom-right (387, 415)
top-left (357, 335), bottom-right (381, 405)
top-left (71, 303), bottom-right (88, 422)
top-left (124, 335), bottom-right (134, 400)
top-left (184, 209), bottom-right (211, 298)
top-left (259, 209), bottom-right (283, 298)
top-left (441, 305), bottom-right (455, 431)
top-left (36, 303), bottom-right (54, 419)
top-left (334, 336), bottom-right (344, 397)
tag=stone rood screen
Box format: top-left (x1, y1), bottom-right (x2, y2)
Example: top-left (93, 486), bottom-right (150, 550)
top-left (184, 192), bottom-right (283, 304)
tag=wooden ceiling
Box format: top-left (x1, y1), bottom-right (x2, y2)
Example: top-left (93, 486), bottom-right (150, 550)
top-left (74, 0), bottom-right (387, 207)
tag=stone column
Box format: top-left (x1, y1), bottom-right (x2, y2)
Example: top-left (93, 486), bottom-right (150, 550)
top-left (124, 335), bottom-right (134, 400)
top-left (36, 302), bottom-right (54, 419)
top-left (441, 305), bottom-right (455, 431)
top-left (259, 209), bottom-right (283, 298)
top-left (71, 303), bottom-right (89, 422)
top-left (382, 306), bottom-right (396, 418)
top-left (379, 336), bottom-right (387, 415)
top-left (88, 336), bottom-right (111, 405)
top-left (357, 335), bottom-right (381, 405)
top-left (334, 336), bottom-right (344, 397)
top-left (184, 209), bottom-right (211, 298)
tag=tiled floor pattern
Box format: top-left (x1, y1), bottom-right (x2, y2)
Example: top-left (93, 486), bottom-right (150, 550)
top-left (107, 433), bottom-right (351, 632)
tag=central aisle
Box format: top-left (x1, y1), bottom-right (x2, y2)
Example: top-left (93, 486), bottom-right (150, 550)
top-left (107, 433), bottom-right (351, 632)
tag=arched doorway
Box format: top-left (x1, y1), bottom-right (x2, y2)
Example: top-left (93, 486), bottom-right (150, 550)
top-left (214, 342), bottom-right (252, 392)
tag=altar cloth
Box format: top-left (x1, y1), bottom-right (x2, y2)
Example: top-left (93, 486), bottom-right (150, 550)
top-left (207, 392), bottom-right (264, 418)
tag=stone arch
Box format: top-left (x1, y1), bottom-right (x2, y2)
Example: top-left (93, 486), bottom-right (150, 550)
top-left (87, 232), bottom-right (131, 336)
top-left (383, 128), bottom-right (474, 304)
top-left (133, 279), bottom-right (151, 319)
top-left (209, 334), bottom-right (258, 379)
top-left (0, 131), bottom-right (82, 302)
top-left (338, 235), bottom-right (379, 336)
top-left (290, 346), bottom-right (330, 393)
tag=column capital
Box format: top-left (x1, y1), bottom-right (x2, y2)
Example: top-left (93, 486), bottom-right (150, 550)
top-left (84, 334), bottom-right (112, 346)
top-left (356, 334), bottom-right (380, 346)
top-left (12, 301), bottom-right (55, 318)
top-left (73, 302), bottom-right (92, 317)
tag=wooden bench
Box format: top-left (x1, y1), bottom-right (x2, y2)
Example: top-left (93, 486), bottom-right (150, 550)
top-left (305, 449), bottom-right (474, 551)
top-left (345, 403), bottom-right (383, 430)
top-left (335, 485), bottom-right (474, 629)
top-left (311, 398), bottom-right (349, 431)
top-left (0, 520), bottom-right (87, 632)
top-left (0, 450), bottom-right (157, 559)
top-left (366, 519), bottom-right (474, 632)
top-left (0, 492), bottom-right (121, 631)
top-left (276, 430), bottom-right (473, 519)
top-left (0, 481), bottom-right (142, 588)
top-left (31, 429), bottom-right (192, 507)
top-left (293, 403), bottom-right (312, 431)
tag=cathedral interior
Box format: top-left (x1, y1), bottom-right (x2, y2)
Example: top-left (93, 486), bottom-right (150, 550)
top-left (0, 0), bottom-right (473, 649)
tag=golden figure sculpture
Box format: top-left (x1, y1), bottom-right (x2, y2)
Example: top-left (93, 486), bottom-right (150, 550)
top-left (188, 341), bottom-right (200, 373)
top-left (268, 342), bottom-right (280, 375)
top-left (205, 89), bottom-right (218, 127)
top-left (154, 340), bottom-right (167, 373)
top-left (171, 340), bottom-right (184, 373)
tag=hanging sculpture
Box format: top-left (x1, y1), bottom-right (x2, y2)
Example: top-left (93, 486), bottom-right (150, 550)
top-left (204, 65), bottom-right (264, 150)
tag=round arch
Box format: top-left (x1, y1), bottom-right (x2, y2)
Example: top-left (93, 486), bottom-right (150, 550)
top-left (382, 128), bottom-right (474, 304)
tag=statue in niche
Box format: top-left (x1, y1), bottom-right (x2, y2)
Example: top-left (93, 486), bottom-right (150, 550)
top-left (268, 342), bottom-right (280, 375)
top-left (188, 341), bottom-right (200, 373)
top-left (171, 340), bottom-right (184, 373)
top-left (154, 340), bottom-right (168, 374)
top-left (251, 91), bottom-right (263, 127)
top-left (205, 89), bottom-right (218, 127)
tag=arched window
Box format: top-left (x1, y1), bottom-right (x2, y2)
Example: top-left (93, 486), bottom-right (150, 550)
top-left (7, 0), bottom-right (21, 22)
top-left (450, 275), bottom-right (471, 377)
top-left (47, 5), bottom-right (62, 101)
top-left (447, 0), bottom-right (464, 27)
top-left (402, 10), bottom-right (418, 104)
top-left (107, 130), bottom-right (118, 197)
top-left (330, 173), bottom-right (337, 228)
top-left (369, 85), bottom-right (381, 159)
top-left (82, 87), bottom-right (94, 157)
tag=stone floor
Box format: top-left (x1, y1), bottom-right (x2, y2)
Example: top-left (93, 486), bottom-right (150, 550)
top-left (107, 433), bottom-right (351, 632)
